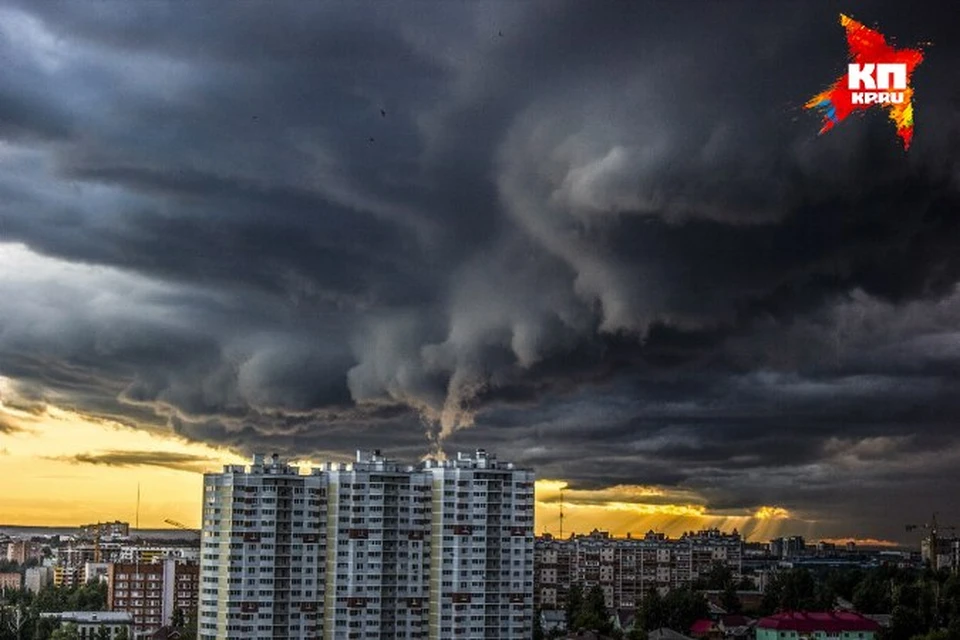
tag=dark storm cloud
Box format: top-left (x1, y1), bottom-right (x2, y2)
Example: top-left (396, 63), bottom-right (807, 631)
top-left (53, 450), bottom-right (216, 473)
top-left (1, 0), bottom-right (959, 540)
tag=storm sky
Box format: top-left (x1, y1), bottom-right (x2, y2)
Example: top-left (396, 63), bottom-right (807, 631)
top-left (1, 0), bottom-right (959, 542)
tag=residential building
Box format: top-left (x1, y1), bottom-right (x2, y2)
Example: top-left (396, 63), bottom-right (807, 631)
top-left (80, 521), bottom-right (131, 540)
top-left (768, 536), bottom-right (805, 559)
top-left (108, 559), bottom-right (200, 639)
top-left (535, 528), bottom-right (743, 611)
top-left (0, 572), bottom-right (22, 591)
top-left (199, 449), bottom-right (534, 640)
top-left (921, 535), bottom-right (959, 571)
top-left (420, 449), bottom-right (536, 640)
top-left (25, 566), bottom-right (54, 593)
top-left (199, 453), bottom-right (328, 640)
top-left (6, 539), bottom-right (42, 564)
top-left (755, 612), bottom-right (880, 640)
top-left (321, 450), bottom-right (432, 639)
top-left (118, 546), bottom-right (200, 565)
top-left (85, 561), bottom-right (111, 584)
top-left (54, 564), bottom-right (84, 588)
top-left (39, 611), bottom-right (133, 640)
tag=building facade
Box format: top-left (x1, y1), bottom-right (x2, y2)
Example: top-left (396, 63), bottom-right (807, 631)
top-left (6, 540), bottom-right (42, 564)
top-left (321, 451), bottom-right (432, 639)
top-left (535, 528), bottom-right (743, 611)
top-left (0, 572), bottom-right (22, 591)
top-left (25, 566), bottom-right (54, 593)
top-left (422, 450), bottom-right (535, 640)
top-left (199, 450), bottom-right (534, 640)
top-left (108, 559), bottom-right (200, 639)
top-left (79, 521), bottom-right (131, 540)
top-left (200, 454), bottom-right (328, 640)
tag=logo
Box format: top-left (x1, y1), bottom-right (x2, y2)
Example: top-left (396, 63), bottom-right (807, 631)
top-left (805, 14), bottom-right (924, 149)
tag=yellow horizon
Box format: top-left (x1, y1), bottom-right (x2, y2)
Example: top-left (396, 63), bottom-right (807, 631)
top-left (0, 397), bottom-right (899, 546)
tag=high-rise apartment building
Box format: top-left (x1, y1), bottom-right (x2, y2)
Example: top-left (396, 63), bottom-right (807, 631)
top-left (320, 451), bottom-right (432, 639)
top-left (199, 450), bottom-right (534, 640)
top-left (199, 454), bottom-right (327, 640)
top-left (421, 450), bottom-right (535, 639)
top-left (535, 528), bottom-right (743, 611)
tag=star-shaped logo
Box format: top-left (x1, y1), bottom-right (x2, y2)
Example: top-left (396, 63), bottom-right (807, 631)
top-left (806, 14), bottom-right (924, 149)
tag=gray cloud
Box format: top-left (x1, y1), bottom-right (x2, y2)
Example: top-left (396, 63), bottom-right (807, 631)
top-left (53, 450), bottom-right (217, 473)
top-left (0, 0), bottom-right (958, 541)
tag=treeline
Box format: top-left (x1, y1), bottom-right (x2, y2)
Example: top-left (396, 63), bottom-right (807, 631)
top-left (534, 582), bottom-right (709, 640)
top-left (534, 564), bottom-right (960, 640)
top-left (761, 566), bottom-right (960, 640)
top-left (0, 582), bottom-right (108, 640)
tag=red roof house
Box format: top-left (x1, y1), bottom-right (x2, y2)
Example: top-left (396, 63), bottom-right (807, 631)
top-left (756, 612), bottom-right (880, 639)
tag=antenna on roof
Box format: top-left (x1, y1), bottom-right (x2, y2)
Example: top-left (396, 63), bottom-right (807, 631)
top-left (559, 488), bottom-right (565, 540)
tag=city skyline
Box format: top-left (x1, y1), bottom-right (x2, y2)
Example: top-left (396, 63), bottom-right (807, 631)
top-left (1, 0), bottom-right (960, 549)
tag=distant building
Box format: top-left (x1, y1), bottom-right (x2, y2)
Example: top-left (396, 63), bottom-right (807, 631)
top-left (756, 612), bottom-right (880, 640)
top-left (6, 539), bottom-right (42, 564)
top-left (40, 611), bottom-right (133, 640)
top-left (108, 558), bottom-right (199, 639)
top-left (79, 521), bottom-right (131, 540)
top-left (84, 562), bottom-right (111, 584)
top-left (117, 546), bottom-right (200, 565)
top-left (54, 564), bottom-right (85, 588)
top-left (768, 536), bottom-right (805, 559)
top-left (57, 544), bottom-right (100, 568)
top-left (25, 566), bottom-right (54, 593)
top-left (921, 535), bottom-right (959, 571)
top-left (0, 572), bottom-right (22, 591)
top-left (535, 528), bottom-right (743, 611)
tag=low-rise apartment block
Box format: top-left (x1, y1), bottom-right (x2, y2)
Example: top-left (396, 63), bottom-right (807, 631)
top-left (535, 528), bottom-right (743, 610)
top-left (107, 558), bottom-right (200, 639)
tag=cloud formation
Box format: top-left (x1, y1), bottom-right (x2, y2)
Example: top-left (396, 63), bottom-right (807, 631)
top-left (0, 0), bottom-right (958, 541)
top-left (53, 450), bottom-right (216, 473)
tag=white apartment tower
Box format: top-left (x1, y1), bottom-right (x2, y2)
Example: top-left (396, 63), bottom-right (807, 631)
top-left (200, 450), bottom-right (534, 640)
top-left (321, 450), bottom-right (432, 639)
top-left (200, 454), bottom-right (328, 640)
top-left (421, 449), bottom-right (536, 640)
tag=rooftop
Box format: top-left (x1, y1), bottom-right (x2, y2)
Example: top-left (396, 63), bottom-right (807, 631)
top-left (40, 612), bottom-right (133, 624)
top-left (757, 612), bottom-right (880, 632)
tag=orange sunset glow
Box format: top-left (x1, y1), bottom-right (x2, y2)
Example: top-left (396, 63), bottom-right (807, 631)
top-left (2, 395), bottom-right (812, 542)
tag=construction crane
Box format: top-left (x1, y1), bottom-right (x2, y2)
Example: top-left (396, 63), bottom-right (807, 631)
top-left (906, 512), bottom-right (958, 568)
top-left (164, 519), bottom-right (190, 530)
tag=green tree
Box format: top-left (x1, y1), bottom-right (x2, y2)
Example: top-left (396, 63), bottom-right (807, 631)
top-left (50, 623), bottom-right (80, 640)
top-left (533, 608), bottom-right (545, 640)
top-left (887, 604), bottom-right (923, 640)
top-left (182, 605), bottom-right (199, 640)
top-left (96, 626), bottom-right (111, 640)
top-left (172, 607), bottom-right (187, 629)
top-left (703, 563), bottom-right (734, 590)
top-left (721, 581), bottom-right (743, 614)
top-left (114, 628), bottom-right (130, 640)
top-left (637, 588), bottom-right (665, 631)
top-left (626, 626), bottom-right (649, 640)
top-left (664, 587), bottom-right (709, 634)
top-left (566, 583), bottom-right (583, 630)
top-left (573, 585), bottom-right (612, 634)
